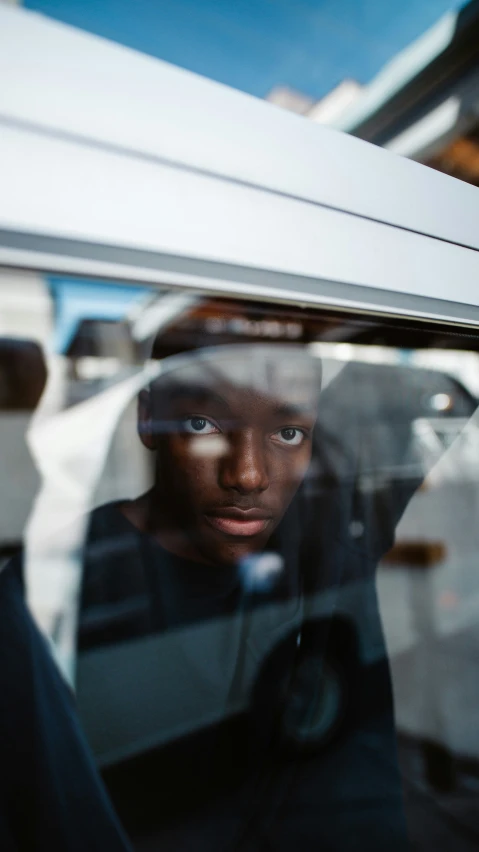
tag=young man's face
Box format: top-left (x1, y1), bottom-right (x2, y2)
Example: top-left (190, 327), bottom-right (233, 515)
top-left (140, 346), bottom-right (320, 566)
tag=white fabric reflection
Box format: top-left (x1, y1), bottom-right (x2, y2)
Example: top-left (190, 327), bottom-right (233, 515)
top-left (25, 362), bottom-right (161, 684)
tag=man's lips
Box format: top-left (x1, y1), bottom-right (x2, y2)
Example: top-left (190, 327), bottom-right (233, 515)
top-left (204, 507), bottom-right (272, 537)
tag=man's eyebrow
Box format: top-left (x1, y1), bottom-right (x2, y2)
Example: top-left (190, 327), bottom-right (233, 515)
top-left (270, 402), bottom-right (316, 419)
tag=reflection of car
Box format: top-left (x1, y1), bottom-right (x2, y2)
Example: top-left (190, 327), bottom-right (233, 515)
top-left (316, 359), bottom-right (478, 482)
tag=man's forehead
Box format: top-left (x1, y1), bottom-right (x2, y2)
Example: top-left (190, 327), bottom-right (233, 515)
top-left (152, 345), bottom-right (321, 408)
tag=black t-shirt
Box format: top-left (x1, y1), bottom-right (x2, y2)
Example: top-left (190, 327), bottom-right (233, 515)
top-left (0, 559), bottom-right (131, 852)
top-left (78, 502), bottom-right (409, 851)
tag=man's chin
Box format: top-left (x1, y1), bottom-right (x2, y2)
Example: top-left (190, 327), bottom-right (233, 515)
top-left (197, 531), bottom-right (273, 568)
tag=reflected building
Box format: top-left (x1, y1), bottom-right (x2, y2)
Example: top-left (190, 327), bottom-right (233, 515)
top-left (271, 0), bottom-right (479, 187)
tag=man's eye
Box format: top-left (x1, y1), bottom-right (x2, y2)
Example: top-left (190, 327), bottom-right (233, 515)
top-left (182, 416), bottom-right (220, 435)
top-left (272, 428), bottom-right (305, 446)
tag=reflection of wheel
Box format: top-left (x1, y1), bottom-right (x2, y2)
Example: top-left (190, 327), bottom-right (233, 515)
top-left (281, 656), bottom-right (346, 752)
top-left (251, 617), bottom-right (357, 758)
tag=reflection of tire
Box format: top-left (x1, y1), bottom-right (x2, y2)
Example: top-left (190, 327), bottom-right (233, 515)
top-left (280, 656), bottom-right (346, 752)
top-left (251, 617), bottom-right (357, 758)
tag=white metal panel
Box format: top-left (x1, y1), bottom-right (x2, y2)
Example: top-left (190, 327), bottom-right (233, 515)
top-left (1, 3), bottom-right (479, 252)
top-left (2, 124), bottom-right (479, 315)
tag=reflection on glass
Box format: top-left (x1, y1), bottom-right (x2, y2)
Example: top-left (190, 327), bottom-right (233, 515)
top-left (3, 272), bottom-right (479, 850)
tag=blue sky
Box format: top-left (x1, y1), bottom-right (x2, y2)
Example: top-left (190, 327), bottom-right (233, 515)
top-left (24, 0), bottom-right (465, 100)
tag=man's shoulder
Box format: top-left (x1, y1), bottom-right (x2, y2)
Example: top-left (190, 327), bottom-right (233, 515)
top-left (86, 500), bottom-right (127, 536)
top-left (84, 500), bottom-right (141, 559)
top-left (82, 502), bottom-right (147, 597)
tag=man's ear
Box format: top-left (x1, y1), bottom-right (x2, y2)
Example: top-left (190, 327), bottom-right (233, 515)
top-left (138, 388), bottom-right (156, 450)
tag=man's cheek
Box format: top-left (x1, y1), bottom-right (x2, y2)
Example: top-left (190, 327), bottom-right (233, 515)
top-left (280, 454), bottom-right (312, 498)
top-left (174, 456), bottom-right (218, 499)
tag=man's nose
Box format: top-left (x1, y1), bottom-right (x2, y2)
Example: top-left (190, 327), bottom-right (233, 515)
top-left (219, 429), bottom-right (269, 494)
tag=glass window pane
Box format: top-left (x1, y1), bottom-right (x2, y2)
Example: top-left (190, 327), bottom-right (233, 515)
top-left (3, 268), bottom-right (479, 851)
